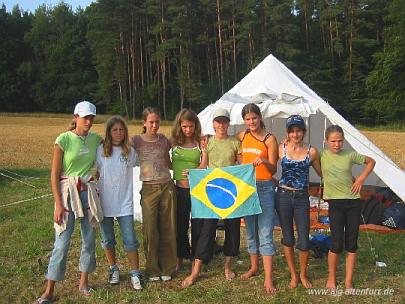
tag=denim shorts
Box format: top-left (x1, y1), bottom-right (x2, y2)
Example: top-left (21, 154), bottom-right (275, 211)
top-left (275, 188), bottom-right (310, 251)
top-left (244, 180), bottom-right (276, 256)
top-left (100, 215), bottom-right (140, 252)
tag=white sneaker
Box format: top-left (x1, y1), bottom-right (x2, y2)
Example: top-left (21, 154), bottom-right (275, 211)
top-left (131, 275), bottom-right (143, 290)
top-left (108, 268), bottom-right (120, 285)
top-left (149, 276), bottom-right (160, 282)
top-left (160, 275), bottom-right (171, 281)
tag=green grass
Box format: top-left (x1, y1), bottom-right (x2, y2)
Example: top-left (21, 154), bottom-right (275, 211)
top-left (356, 122), bottom-right (405, 132)
top-left (1, 169), bottom-right (404, 303)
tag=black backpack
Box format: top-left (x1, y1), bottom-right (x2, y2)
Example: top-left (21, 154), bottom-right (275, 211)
top-left (361, 196), bottom-right (385, 225)
top-left (382, 203), bottom-right (405, 229)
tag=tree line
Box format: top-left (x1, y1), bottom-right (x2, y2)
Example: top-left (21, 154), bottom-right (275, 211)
top-left (1, 0), bottom-right (404, 124)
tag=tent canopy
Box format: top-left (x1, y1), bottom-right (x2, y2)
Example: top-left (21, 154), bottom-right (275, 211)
top-left (198, 54), bottom-right (405, 202)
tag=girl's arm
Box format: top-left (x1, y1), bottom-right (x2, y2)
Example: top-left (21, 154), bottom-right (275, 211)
top-left (310, 147), bottom-right (322, 178)
top-left (351, 156), bottom-right (376, 194)
top-left (252, 135), bottom-right (278, 174)
top-left (164, 136), bottom-right (173, 170)
top-left (198, 136), bottom-right (208, 169)
top-left (51, 145), bottom-right (64, 225)
top-left (235, 131), bottom-right (244, 142)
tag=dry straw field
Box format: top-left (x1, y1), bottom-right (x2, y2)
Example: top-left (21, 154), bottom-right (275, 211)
top-left (0, 115), bottom-right (404, 169)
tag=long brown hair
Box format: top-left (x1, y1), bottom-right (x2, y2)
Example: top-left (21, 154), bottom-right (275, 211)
top-left (142, 107), bottom-right (161, 134)
top-left (241, 103), bottom-right (266, 130)
top-left (171, 109), bottom-right (201, 146)
top-left (103, 115), bottom-right (130, 157)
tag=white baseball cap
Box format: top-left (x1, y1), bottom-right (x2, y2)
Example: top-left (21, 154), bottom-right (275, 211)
top-left (212, 107), bottom-right (230, 121)
top-left (74, 101), bottom-right (96, 117)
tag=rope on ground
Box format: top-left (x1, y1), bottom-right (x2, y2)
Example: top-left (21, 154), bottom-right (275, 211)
top-left (0, 193), bottom-right (52, 208)
top-left (0, 171), bottom-right (37, 188)
top-left (0, 168), bottom-right (38, 179)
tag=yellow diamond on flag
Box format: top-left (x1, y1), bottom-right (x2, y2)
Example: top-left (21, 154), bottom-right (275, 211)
top-left (190, 167), bottom-right (256, 219)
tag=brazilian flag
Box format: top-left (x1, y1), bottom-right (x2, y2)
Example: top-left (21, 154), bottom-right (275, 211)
top-left (189, 164), bottom-right (262, 219)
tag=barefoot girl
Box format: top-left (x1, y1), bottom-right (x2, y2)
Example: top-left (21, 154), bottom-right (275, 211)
top-left (170, 109), bottom-right (205, 271)
top-left (275, 115), bottom-right (321, 289)
top-left (322, 125), bottom-right (375, 290)
top-left (181, 108), bottom-right (241, 287)
top-left (236, 103), bottom-right (278, 294)
top-left (131, 107), bottom-right (176, 282)
top-left (34, 101), bottom-right (102, 303)
top-left (96, 116), bottom-right (142, 290)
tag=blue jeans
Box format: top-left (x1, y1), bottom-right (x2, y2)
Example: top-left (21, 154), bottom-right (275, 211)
top-left (46, 191), bottom-right (96, 281)
top-left (244, 180), bottom-right (276, 256)
top-left (100, 215), bottom-right (140, 252)
top-left (275, 188), bottom-right (310, 251)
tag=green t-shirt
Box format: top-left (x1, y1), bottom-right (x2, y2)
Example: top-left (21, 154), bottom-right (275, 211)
top-left (320, 149), bottom-right (365, 199)
top-left (171, 145), bottom-right (201, 181)
top-left (207, 136), bottom-right (240, 168)
top-left (55, 131), bottom-right (102, 177)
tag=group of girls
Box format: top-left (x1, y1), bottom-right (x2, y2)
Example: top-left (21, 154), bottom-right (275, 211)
top-left (34, 100), bottom-right (375, 303)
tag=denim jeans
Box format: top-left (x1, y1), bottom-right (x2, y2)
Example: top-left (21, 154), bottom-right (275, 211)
top-left (275, 188), bottom-right (310, 251)
top-left (244, 180), bottom-right (276, 256)
top-left (100, 215), bottom-right (140, 252)
top-left (46, 191), bottom-right (96, 281)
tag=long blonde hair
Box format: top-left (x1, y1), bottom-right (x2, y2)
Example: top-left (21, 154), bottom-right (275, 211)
top-left (171, 109), bottom-right (201, 146)
top-left (103, 115), bottom-right (130, 157)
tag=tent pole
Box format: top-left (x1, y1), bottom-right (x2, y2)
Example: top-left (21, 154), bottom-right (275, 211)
top-left (317, 116), bottom-right (328, 223)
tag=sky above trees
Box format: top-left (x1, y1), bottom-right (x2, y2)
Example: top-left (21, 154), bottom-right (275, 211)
top-left (2, 0), bottom-right (93, 12)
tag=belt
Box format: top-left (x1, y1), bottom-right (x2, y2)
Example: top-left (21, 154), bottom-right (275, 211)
top-left (277, 187), bottom-right (307, 193)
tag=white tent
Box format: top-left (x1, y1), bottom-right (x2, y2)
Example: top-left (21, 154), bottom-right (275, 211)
top-left (198, 54), bottom-right (405, 202)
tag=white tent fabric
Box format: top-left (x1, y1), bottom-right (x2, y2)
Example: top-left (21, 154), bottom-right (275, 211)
top-left (133, 167), bottom-right (142, 221)
top-left (198, 54), bottom-right (405, 202)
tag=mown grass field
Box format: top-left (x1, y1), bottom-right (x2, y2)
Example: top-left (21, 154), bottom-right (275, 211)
top-left (1, 115), bottom-right (405, 304)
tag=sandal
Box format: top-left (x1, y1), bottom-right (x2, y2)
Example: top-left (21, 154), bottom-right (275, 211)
top-left (79, 287), bottom-right (95, 297)
top-left (32, 296), bottom-right (56, 304)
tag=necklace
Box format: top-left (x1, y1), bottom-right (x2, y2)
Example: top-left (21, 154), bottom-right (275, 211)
top-left (73, 130), bottom-right (90, 154)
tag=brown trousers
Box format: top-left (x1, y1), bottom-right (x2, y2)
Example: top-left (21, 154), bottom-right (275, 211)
top-left (140, 180), bottom-right (177, 276)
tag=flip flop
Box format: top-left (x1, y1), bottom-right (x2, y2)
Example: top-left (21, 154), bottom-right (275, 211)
top-left (32, 296), bottom-right (56, 304)
top-left (79, 287), bottom-right (95, 297)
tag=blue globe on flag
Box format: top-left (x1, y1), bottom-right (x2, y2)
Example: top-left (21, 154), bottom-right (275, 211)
top-left (206, 178), bottom-right (237, 209)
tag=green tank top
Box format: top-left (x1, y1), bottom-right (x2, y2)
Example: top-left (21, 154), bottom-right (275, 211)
top-left (171, 145), bottom-right (201, 181)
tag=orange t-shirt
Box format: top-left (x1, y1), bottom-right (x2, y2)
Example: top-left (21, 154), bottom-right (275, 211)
top-left (241, 130), bottom-right (273, 181)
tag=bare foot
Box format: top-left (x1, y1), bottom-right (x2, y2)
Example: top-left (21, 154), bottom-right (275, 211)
top-left (240, 268), bottom-right (258, 280)
top-left (224, 269), bottom-right (235, 280)
top-left (300, 275), bottom-right (313, 288)
top-left (326, 277), bottom-right (336, 290)
top-left (288, 277), bottom-right (298, 289)
top-left (182, 274), bottom-right (198, 287)
top-left (345, 280), bottom-right (353, 289)
top-left (264, 280), bottom-right (277, 294)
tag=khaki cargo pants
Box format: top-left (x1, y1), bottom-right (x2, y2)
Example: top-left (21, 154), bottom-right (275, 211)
top-left (140, 180), bottom-right (177, 276)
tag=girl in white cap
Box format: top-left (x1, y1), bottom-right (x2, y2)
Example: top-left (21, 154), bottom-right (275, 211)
top-left (34, 101), bottom-right (102, 303)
